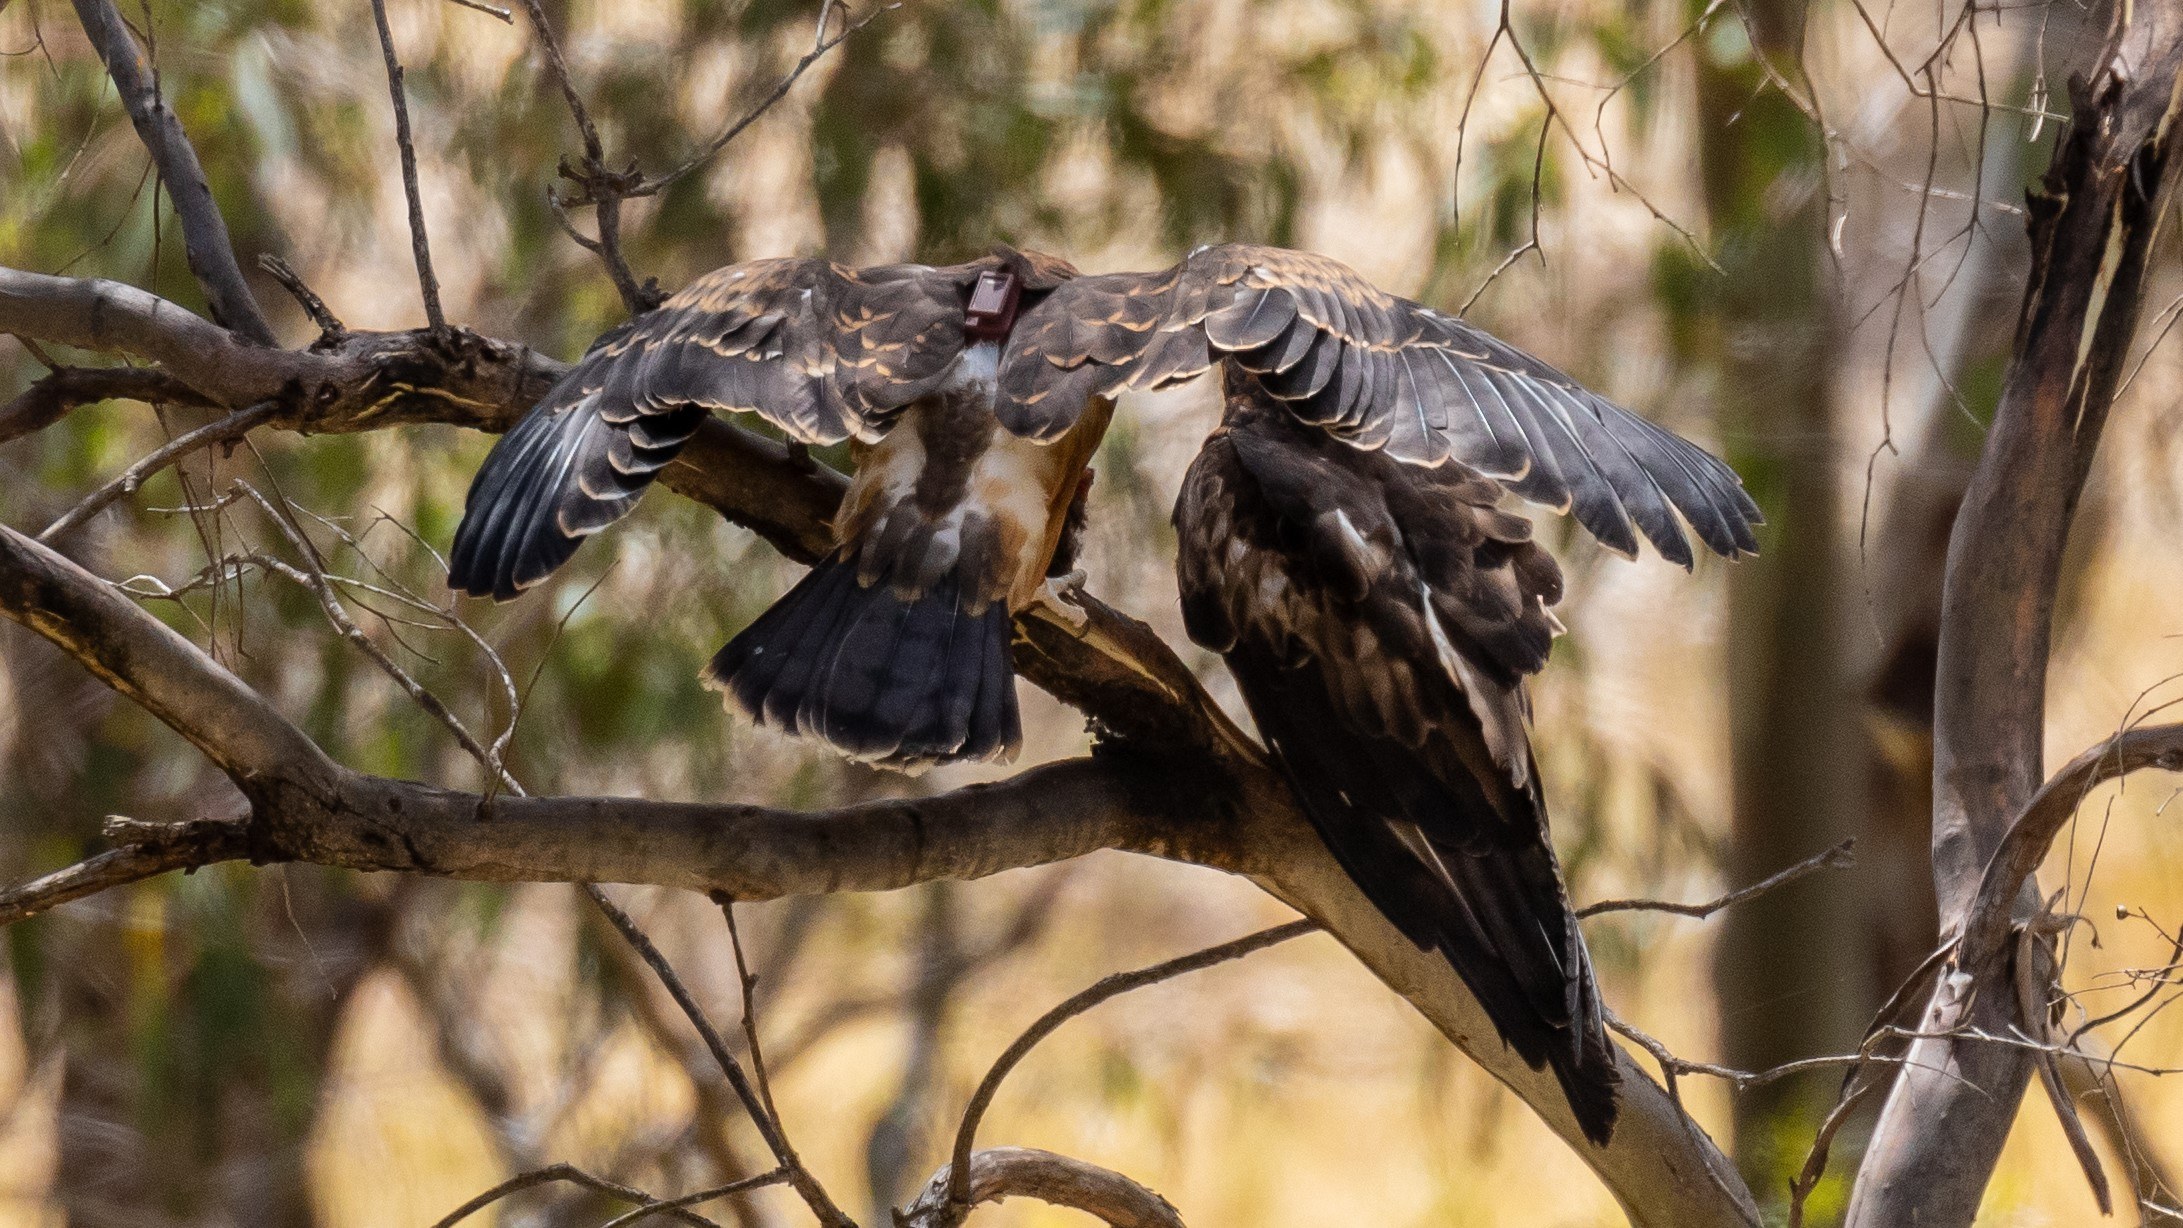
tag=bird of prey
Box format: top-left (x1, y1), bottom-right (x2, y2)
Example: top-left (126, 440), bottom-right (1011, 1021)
top-left (448, 246), bottom-right (1104, 767)
top-left (993, 245), bottom-right (1762, 1144)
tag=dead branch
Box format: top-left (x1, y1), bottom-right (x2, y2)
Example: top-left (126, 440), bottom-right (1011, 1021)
top-left (899, 1148), bottom-right (1184, 1228)
top-left (429, 1161), bottom-right (783, 1228)
top-left (559, 1), bottom-right (893, 209)
top-left (0, 813), bottom-right (251, 925)
top-left (1849, 6), bottom-right (2183, 1224)
top-left (37, 404), bottom-right (276, 542)
top-left (515, 0), bottom-right (652, 313)
top-left (585, 885), bottom-right (854, 1228)
top-left (367, 0), bottom-right (447, 333)
top-left (0, 364), bottom-right (215, 445)
top-left (68, 0), bottom-right (276, 344)
top-left (937, 920), bottom-right (1315, 1224)
top-left (1578, 840), bottom-right (1855, 920)
top-left (255, 254), bottom-right (345, 338)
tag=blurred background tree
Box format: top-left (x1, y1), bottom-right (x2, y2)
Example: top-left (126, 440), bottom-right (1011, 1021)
top-left (4, 0), bottom-right (2183, 1224)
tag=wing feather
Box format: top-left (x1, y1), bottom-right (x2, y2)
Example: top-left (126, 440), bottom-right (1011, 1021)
top-left (450, 256), bottom-right (985, 600)
top-left (1001, 243), bottom-right (1760, 563)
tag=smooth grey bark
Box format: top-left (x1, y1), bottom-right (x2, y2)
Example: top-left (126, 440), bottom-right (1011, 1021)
top-left (1846, 7), bottom-right (2183, 1225)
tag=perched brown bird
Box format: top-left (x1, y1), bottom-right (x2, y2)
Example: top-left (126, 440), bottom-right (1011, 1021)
top-left (449, 246), bottom-right (1104, 767)
top-left (996, 244), bottom-right (1762, 1145)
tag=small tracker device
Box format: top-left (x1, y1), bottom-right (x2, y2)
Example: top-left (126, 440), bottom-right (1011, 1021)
top-left (962, 269), bottom-right (1024, 341)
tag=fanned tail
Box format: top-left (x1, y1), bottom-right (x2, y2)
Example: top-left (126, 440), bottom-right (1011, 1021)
top-left (704, 557), bottom-right (1020, 769)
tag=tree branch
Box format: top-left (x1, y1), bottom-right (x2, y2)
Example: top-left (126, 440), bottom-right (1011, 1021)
top-left (0, 365), bottom-right (215, 445)
top-left (1849, 7), bottom-right (2183, 1224)
top-left (37, 403), bottom-right (277, 542)
top-left (900, 1148), bottom-right (1184, 1228)
top-left (1577, 840), bottom-right (1856, 920)
top-left (0, 813), bottom-right (252, 925)
top-left (368, 0), bottom-right (447, 332)
top-left (940, 921), bottom-right (1316, 1222)
top-left (68, 0), bottom-right (277, 345)
top-left (584, 885), bottom-right (854, 1228)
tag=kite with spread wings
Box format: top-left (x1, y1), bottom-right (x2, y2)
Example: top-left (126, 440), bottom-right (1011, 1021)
top-left (448, 242), bottom-right (1761, 1145)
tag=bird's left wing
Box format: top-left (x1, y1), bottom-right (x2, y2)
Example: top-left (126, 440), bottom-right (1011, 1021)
top-left (450, 258), bottom-right (981, 600)
top-left (998, 243), bottom-right (1759, 567)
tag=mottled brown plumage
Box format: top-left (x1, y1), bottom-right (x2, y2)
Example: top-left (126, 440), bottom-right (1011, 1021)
top-left (1177, 378), bottom-right (1619, 1143)
top-left (450, 246), bottom-right (1104, 766)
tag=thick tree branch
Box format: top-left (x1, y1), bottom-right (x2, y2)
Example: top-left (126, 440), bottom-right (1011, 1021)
top-left (69, 0), bottom-right (277, 345)
top-left (1848, 8), bottom-right (2183, 1226)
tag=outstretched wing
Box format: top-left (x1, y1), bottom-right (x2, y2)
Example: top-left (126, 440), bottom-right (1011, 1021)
top-left (1000, 243), bottom-right (1759, 566)
top-left (449, 257), bottom-right (980, 601)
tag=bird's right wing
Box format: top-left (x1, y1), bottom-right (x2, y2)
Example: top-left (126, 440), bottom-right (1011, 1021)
top-left (449, 257), bottom-right (981, 600)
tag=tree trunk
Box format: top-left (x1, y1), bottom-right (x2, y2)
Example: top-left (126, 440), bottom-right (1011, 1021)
top-left (1691, 0), bottom-right (1873, 1205)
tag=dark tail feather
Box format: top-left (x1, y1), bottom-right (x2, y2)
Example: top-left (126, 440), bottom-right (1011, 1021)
top-left (1231, 646), bottom-right (1620, 1145)
top-left (705, 558), bottom-right (1020, 769)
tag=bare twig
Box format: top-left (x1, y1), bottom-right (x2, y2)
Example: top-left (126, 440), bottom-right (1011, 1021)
top-left (256, 254), bottom-right (344, 338)
top-left (441, 0), bottom-right (512, 21)
top-left (591, 1173), bottom-right (793, 1228)
top-left (68, 0), bottom-right (276, 344)
top-left (429, 1160), bottom-right (780, 1228)
top-left (560, 0), bottom-right (893, 207)
top-left (36, 404), bottom-right (276, 542)
top-left (367, 0), bottom-right (446, 333)
top-left (1579, 840), bottom-right (1856, 920)
top-left (939, 920), bottom-right (1316, 1223)
top-left (900, 1148), bottom-right (1184, 1228)
top-left (584, 885), bottom-right (855, 1228)
top-left (0, 814), bottom-right (252, 926)
top-left (716, 899), bottom-right (782, 1124)
top-left (515, 0), bottom-right (650, 313)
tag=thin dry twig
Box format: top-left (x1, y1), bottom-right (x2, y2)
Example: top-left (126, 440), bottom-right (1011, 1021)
top-left (256, 254), bottom-right (345, 338)
top-left (938, 919), bottom-right (1317, 1223)
top-left (428, 1160), bottom-right (781, 1228)
top-left (585, 885), bottom-right (856, 1228)
top-left (367, 0), bottom-right (446, 333)
top-left (37, 403), bottom-right (276, 542)
top-left (1578, 839), bottom-right (1856, 920)
top-left (716, 898), bottom-right (783, 1124)
top-left (560, 0), bottom-right (893, 207)
top-left (515, 0), bottom-right (650, 313)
